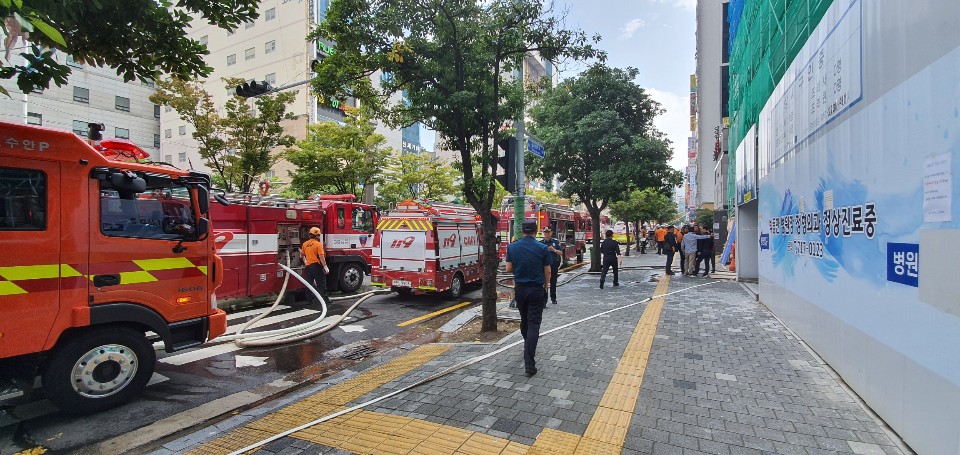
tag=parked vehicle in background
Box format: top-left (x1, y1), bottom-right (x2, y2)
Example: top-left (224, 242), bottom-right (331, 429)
top-left (498, 197), bottom-right (586, 264)
top-left (371, 200), bottom-right (482, 298)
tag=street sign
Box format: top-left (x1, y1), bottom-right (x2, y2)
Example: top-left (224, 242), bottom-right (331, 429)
top-left (527, 139), bottom-right (545, 158)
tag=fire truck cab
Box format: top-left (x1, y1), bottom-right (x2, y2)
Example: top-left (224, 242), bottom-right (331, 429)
top-left (211, 194), bottom-right (377, 303)
top-left (0, 122), bottom-right (226, 413)
top-left (371, 200), bottom-right (482, 298)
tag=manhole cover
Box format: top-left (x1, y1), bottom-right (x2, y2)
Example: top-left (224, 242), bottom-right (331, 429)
top-left (340, 345), bottom-right (378, 360)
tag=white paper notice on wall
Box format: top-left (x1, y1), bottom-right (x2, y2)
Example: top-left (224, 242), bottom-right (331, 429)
top-left (923, 153), bottom-right (952, 223)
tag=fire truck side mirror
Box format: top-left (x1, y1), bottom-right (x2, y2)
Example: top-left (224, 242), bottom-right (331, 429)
top-left (195, 217), bottom-right (210, 240)
top-left (110, 171), bottom-right (146, 194)
top-left (197, 186), bottom-right (210, 214)
top-left (214, 193), bottom-right (230, 206)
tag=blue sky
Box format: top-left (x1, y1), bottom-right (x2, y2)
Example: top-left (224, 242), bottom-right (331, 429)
top-left (556, 0), bottom-right (696, 170)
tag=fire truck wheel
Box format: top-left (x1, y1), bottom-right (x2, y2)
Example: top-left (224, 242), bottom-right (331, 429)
top-left (42, 326), bottom-right (156, 414)
top-left (338, 263), bottom-right (364, 293)
top-left (445, 273), bottom-right (464, 299)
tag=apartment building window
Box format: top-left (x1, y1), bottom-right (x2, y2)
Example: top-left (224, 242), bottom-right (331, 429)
top-left (66, 55), bottom-right (81, 67)
top-left (72, 120), bottom-right (86, 136)
top-left (115, 127), bottom-right (129, 139)
top-left (265, 73), bottom-right (276, 85)
top-left (199, 35), bottom-right (208, 46)
top-left (154, 134), bottom-right (161, 148)
top-left (178, 152), bottom-right (187, 163)
top-left (178, 125), bottom-right (187, 136)
top-left (141, 79), bottom-right (155, 88)
top-left (265, 8), bottom-right (276, 21)
top-left (164, 128), bottom-right (172, 138)
top-left (245, 21), bottom-right (254, 29)
top-left (245, 47), bottom-right (255, 61)
top-left (264, 170), bottom-right (276, 178)
top-left (73, 86), bottom-right (89, 103)
top-left (265, 40), bottom-right (276, 54)
top-left (154, 104), bottom-right (161, 119)
top-left (26, 112), bottom-right (42, 125)
top-left (165, 105), bottom-right (172, 113)
top-left (227, 54), bottom-right (237, 66)
top-left (164, 154), bottom-right (172, 163)
top-left (115, 96), bottom-right (130, 112)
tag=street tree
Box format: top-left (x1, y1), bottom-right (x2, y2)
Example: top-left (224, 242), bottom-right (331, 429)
top-left (526, 188), bottom-right (561, 204)
top-left (610, 187), bottom-right (678, 252)
top-left (150, 77), bottom-right (298, 193)
top-left (528, 64), bottom-right (682, 271)
top-left (1, 0), bottom-right (258, 95)
top-left (286, 109), bottom-right (392, 200)
top-left (310, 0), bottom-right (601, 331)
top-left (377, 153), bottom-right (458, 208)
top-left (694, 208), bottom-right (714, 230)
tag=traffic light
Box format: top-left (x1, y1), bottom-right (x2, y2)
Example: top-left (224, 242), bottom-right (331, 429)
top-left (495, 137), bottom-right (519, 192)
top-left (235, 80), bottom-right (274, 98)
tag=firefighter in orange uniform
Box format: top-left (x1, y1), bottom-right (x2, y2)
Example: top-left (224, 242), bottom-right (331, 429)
top-left (302, 227), bottom-right (329, 303)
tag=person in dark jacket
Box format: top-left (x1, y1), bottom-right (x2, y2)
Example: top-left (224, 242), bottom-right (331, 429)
top-left (699, 228), bottom-right (715, 276)
top-left (599, 230), bottom-right (622, 288)
top-left (663, 226), bottom-right (679, 276)
top-left (539, 227), bottom-right (563, 304)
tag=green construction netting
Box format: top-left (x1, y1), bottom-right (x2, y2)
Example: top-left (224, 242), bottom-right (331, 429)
top-left (726, 0), bottom-right (834, 213)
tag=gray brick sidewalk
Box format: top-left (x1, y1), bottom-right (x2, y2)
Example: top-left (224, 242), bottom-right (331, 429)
top-left (164, 251), bottom-right (909, 455)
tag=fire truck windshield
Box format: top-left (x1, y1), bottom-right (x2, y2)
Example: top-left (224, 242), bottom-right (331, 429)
top-left (99, 175), bottom-right (198, 241)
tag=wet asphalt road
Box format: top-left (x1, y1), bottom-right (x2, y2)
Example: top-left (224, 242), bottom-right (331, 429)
top-left (0, 284), bottom-right (483, 454)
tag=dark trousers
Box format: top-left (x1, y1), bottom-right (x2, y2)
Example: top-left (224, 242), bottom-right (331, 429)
top-left (515, 284), bottom-right (547, 369)
top-left (548, 264), bottom-right (559, 303)
top-left (701, 252), bottom-right (715, 274)
top-left (305, 263), bottom-right (328, 302)
top-left (656, 241), bottom-right (664, 254)
top-left (639, 239), bottom-right (646, 254)
top-left (665, 250), bottom-right (676, 274)
top-left (600, 259), bottom-right (619, 286)
top-left (679, 248), bottom-right (686, 274)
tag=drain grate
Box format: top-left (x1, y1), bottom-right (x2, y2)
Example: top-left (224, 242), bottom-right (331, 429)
top-left (340, 345), bottom-right (378, 360)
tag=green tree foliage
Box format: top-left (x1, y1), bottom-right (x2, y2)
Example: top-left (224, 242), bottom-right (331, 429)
top-left (150, 77), bottom-right (297, 193)
top-left (525, 188), bottom-right (561, 204)
top-left (694, 208), bottom-right (714, 229)
top-left (528, 64), bottom-right (682, 271)
top-left (286, 109), bottom-right (392, 200)
top-left (1, 0), bottom-right (259, 95)
top-left (611, 188), bottom-right (678, 227)
top-left (310, 0), bottom-right (601, 331)
top-left (376, 153), bottom-right (458, 208)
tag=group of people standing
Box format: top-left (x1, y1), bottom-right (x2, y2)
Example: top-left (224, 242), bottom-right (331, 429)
top-left (655, 224), bottom-right (716, 277)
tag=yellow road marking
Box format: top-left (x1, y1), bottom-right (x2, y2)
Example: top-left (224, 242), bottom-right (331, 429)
top-left (529, 276), bottom-right (671, 454)
top-left (396, 301), bottom-right (474, 327)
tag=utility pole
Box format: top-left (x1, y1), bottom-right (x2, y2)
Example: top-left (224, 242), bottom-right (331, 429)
top-left (512, 60), bottom-right (526, 242)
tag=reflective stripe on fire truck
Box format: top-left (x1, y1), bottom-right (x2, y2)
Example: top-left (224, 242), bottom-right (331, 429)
top-left (376, 219), bottom-right (433, 231)
top-left (0, 260), bottom-right (207, 295)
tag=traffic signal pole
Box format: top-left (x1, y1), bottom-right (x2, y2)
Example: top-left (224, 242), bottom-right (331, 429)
top-left (512, 63), bottom-right (526, 242)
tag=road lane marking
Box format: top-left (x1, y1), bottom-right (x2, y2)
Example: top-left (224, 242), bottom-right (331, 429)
top-left (396, 301), bottom-right (474, 327)
top-left (223, 309), bottom-right (319, 335)
top-left (226, 304), bottom-right (291, 321)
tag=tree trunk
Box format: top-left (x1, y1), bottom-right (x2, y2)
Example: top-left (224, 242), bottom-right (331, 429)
top-left (479, 210), bottom-right (500, 332)
top-left (587, 206), bottom-right (602, 272)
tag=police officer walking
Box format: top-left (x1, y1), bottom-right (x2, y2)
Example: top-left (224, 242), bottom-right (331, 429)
top-left (302, 227), bottom-right (329, 303)
top-left (539, 227), bottom-right (563, 305)
top-left (505, 220), bottom-right (553, 376)
top-left (599, 229), bottom-right (622, 288)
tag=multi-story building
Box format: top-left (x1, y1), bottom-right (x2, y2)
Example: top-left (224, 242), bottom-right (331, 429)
top-left (693, 0), bottom-right (730, 212)
top-left (0, 53), bottom-right (160, 155)
top-left (727, 1), bottom-right (960, 453)
top-left (166, 0), bottom-right (433, 185)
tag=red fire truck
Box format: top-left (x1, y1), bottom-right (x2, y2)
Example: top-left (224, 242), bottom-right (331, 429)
top-left (498, 197), bottom-right (586, 264)
top-left (211, 194), bottom-right (378, 303)
top-left (370, 200), bottom-right (482, 298)
top-left (0, 122), bottom-right (226, 412)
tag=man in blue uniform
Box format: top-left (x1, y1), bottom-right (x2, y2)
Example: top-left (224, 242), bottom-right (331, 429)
top-left (539, 227), bottom-right (563, 305)
top-left (505, 220), bottom-right (552, 376)
top-left (599, 229), bottom-right (622, 288)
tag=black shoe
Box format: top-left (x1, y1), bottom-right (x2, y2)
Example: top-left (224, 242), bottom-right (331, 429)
top-left (665, 272), bottom-right (675, 276)
top-left (525, 367), bottom-right (537, 376)
top-left (599, 282), bottom-right (604, 289)
top-left (551, 300), bottom-right (558, 305)
top-left (613, 283), bottom-right (619, 286)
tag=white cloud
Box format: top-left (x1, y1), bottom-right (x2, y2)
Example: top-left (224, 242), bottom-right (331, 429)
top-left (646, 87), bottom-right (691, 171)
top-left (651, 0), bottom-right (696, 13)
top-left (620, 18), bottom-right (646, 39)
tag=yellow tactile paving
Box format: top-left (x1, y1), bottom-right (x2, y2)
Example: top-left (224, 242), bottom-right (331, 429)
top-left (527, 276), bottom-right (672, 455)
